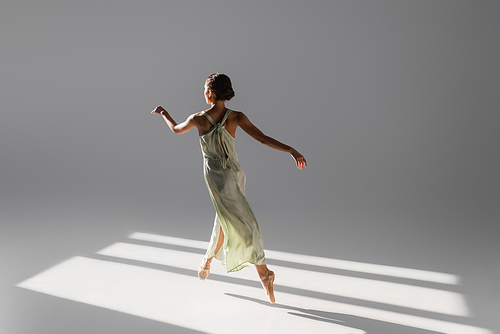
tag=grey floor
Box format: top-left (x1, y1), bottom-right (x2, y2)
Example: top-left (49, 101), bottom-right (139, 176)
top-left (2, 203), bottom-right (499, 334)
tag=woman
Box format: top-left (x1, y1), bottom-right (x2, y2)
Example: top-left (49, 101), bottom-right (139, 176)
top-left (151, 73), bottom-right (307, 303)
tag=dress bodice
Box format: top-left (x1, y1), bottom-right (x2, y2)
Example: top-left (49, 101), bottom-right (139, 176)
top-left (199, 109), bottom-right (239, 169)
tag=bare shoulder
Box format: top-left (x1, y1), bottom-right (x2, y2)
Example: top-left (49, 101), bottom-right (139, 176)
top-left (230, 110), bottom-right (247, 123)
top-left (192, 111), bottom-right (206, 118)
top-left (190, 111), bottom-right (207, 122)
top-left (230, 110), bottom-right (243, 116)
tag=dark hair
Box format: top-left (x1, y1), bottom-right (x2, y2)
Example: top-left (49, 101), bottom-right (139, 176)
top-left (206, 73), bottom-right (235, 101)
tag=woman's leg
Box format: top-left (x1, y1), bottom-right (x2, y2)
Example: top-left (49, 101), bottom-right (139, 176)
top-left (199, 227), bottom-right (224, 280)
top-left (206, 226), bottom-right (224, 265)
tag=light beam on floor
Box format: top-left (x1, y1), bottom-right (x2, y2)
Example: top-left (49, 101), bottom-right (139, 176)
top-left (129, 232), bottom-right (459, 285)
top-left (98, 242), bottom-right (467, 316)
top-left (16, 233), bottom-right (492, 334)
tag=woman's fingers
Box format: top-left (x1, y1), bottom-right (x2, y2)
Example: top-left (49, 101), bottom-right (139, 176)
top-left (297, 157), bottom-right (307, 170)
top-left (292, 153), bottom-right (307, 170)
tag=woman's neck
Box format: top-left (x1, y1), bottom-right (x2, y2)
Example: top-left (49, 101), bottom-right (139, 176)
top-left (210, 100), bottom-right (226, 112)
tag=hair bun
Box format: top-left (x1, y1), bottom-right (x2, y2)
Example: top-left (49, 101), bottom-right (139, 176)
top-left (206, 73), bottom-right (235, 101)
top-left (221, 89), bottom-right (235, 101)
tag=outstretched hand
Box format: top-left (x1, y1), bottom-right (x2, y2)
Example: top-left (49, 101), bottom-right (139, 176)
top-left (291, 149), bottom-right (307, 170)
top-left (151, 105), bottom-right (167, 115)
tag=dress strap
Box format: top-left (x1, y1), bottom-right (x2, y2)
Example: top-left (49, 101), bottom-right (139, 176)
top-left (204, 109), bottom-right (233, 170)
top-left (220, 109), bottom-right (232, 125)
top-left (202, 111), bottom-right (216, 125)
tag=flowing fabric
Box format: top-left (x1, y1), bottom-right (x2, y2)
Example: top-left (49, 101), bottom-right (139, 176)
top-left (200, 109), bottom-right (266, 272)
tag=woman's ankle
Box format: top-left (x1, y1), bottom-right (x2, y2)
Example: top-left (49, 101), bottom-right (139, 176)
top-left (256, 265), bottom-right (270, 280)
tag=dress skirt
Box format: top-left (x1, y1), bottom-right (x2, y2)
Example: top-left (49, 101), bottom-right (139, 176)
top-left (203, 157), bottom-right (266, 272)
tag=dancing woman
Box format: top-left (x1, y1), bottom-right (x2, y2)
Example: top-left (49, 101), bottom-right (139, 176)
top-left (151, 73), bottom-right (307, 303)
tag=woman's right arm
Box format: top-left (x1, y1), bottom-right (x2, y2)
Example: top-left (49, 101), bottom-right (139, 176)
top-left (237, 112), bottom-right (307, 170)
top-left (151, 106), bottom-right (198, 135)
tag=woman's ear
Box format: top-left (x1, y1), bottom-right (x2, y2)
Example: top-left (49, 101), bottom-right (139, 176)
top-left (208, 90), bottom-right (215, 101)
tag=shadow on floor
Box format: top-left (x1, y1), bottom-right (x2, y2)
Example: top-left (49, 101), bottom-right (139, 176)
top-left (226, 293), bottom-right (444, 334)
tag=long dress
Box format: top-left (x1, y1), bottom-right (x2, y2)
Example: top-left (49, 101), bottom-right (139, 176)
top-left (200, 109), bottom-right (266, 272)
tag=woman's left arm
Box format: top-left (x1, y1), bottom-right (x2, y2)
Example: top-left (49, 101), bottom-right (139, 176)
top-left (151, 106), bottom-right (197, 135)
top-left (238, 111), bottom-right (307, 170)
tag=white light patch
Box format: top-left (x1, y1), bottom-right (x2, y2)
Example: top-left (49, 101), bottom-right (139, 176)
top-left (98, 242), bottom-right (468, 316)
top-left (129, 232), bottom-right (459, 285)
top-left (17, 256), bottom-right (492, 334)
top-left (16, 256), bottom-right (362, 334)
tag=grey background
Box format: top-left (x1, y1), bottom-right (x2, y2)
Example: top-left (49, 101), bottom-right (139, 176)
top-left (1, 0), bottom-right (499, 333)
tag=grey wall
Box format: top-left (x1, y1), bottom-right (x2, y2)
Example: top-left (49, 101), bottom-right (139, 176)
top-left (2, 0), bottom-right (499, 332)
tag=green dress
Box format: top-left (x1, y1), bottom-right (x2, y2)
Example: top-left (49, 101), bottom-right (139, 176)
top-left (200, 109), bottom-right (266, 272)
